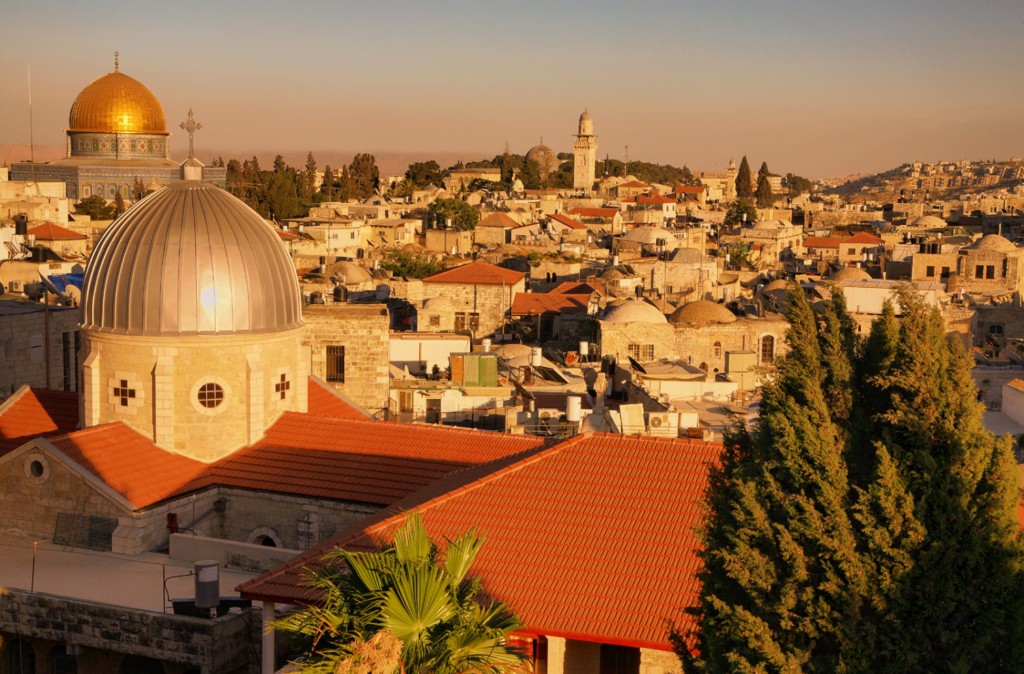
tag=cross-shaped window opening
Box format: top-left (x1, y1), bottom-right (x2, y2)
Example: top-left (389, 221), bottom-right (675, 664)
top-left (113, 379), bottom-right (136, 407)
top-left (276, 373), bottom-right (290, 400)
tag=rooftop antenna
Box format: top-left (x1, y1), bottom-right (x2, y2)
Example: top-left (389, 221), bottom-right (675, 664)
top-left (27, 64), bottom-right (33, 162)
top-left (624, 145), bottom-right (629, 177)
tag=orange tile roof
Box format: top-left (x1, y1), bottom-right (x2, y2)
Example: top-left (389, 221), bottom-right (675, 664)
top-left (568, 208), bottom-right (619, 218)
top-left (618, 180), bottom-right (650, 188)
top-left (511, 293), bottom-right (590, 316)
top-left (551, 281), bottom-right (608, 297)
top-left (477, 212), bottom-right (519, 229)
top-left (306, 378), bottom-right (372, 419)
top-left (424, 261), bottom-right (524, 286)
top-left (239, 433), bottom-right (722, 651)
top-left (673, 185), bottom-right (705, 195)
top-left (26, 222), bottom-right (86, 240)
top-left (636, 193), bottom-right (676, 205)
top-left (47, 423), bottom-right (208, 508)
top-left (547, 213), bottom-right (587, 230)
top-left (804, 236), bottom-right (842, 248)
top-left (842, 232), bottom-right (884, 244)
top-left (202, 415), bottom-right (545, 506)
top-left (0, 387), bottom-right (80, 454)
top-left (276, 229), bottom-right (300, 240)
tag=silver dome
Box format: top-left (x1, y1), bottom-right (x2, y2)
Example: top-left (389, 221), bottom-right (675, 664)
top-left (81, 182), bottom-right (302, 336)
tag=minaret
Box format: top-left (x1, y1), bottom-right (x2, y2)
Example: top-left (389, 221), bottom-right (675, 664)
top-left (573, 110), bottom-right (598, 194)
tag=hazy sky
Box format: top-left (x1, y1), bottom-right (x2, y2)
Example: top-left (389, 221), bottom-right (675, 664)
top-left (1, 0), bottom-right (1022, 178)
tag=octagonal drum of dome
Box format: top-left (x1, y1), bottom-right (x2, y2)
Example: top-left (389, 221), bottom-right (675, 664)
top-left (81, 182), bottom-right (302, 336)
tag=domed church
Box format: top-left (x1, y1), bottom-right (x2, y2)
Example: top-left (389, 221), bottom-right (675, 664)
top-left (11, 54), bottom-right (225, 200)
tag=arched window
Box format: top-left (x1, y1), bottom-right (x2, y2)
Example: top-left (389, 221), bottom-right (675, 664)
top-left (760, 335), bottom-right (775, 364)
top-left (50, 646), bottom-right (77, 674)
top-left (713, 341), bottom-right (722, 359)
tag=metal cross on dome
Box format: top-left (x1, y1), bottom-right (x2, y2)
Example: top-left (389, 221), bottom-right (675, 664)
top-left (180, 109), bottom-right (202, 160)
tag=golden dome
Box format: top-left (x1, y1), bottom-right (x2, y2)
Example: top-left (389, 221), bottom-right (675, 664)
top-left (69, 69), bottom-right (167, 135)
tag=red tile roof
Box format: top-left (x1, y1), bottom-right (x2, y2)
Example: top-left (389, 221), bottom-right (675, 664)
top-left (239, 433), bottom-right (722, 651)
top-left (568, 208), bottom-right (619, 218)
top-left (636, 193), bottom-right (676, 205)
top-left (424, 261), bottom-right (524, 286)
top-left (477, 212), bottom-right (519, 229)
top-left (673, 185), bottom-right (705, 195)
top-left (511, 293), bottom-right (591, 316)
top-left (306, 377), bottom-right (372, 419)
top-left (842, 232), bottom-right (885, 244)
top-left (547, 213), bottom-right (587, 230)
top-left (618, 180), bottom-right (650, 188)
top-left (47, 423), bottom-right (208, 508)
top-left (804, 236), bottom-right (841, 248)
top-left (26, 223), bottom-right (86, 240)
top-left (0, 387), bottom-right (80, 454)
top-left (551, 280), bottom-right (608, 297)
top-left (202, 415), bottom-right (545, 506)
top-left (276, 229), bottom-right (300, 240)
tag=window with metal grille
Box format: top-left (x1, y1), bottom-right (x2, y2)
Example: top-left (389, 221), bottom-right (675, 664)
top-left (469, 312), bottom-right (480, 331)
top-left (197, 382), bottom-right (224, 408)
top-left (760, 335), bottom-right (775, 364)
top-left (454, 313), bottom-right (466, 331)
top-left (326, 345), bottom-right (345, 382)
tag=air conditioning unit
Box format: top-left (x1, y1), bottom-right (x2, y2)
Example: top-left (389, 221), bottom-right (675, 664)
top-left (8, 280), bottom-right (22, 293)
top-left (647, 412), bottom-right (679, 437)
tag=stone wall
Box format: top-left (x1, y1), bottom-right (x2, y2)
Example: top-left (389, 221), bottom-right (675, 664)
top-left (0, 305), bottom-right (80, 398)
top-left (422, 279), bottom-right (524, 338)
top-left (303, 304), bottom-right (390, 416)
top-left (0, 589), bottom-right (258, 673)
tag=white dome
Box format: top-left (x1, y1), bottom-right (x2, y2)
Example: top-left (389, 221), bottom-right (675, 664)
top-left (911, 214), bottom-right (946, 229)
top-left (604, 299), bottom-right (668, 325)
top-left (669, 300), bottom-right (737, 327)
top-left (623, 226), bottom-right (676, 246)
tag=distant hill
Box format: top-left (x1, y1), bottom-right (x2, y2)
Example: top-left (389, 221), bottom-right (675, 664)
top-left (199, 149), bottom-right (491, 177)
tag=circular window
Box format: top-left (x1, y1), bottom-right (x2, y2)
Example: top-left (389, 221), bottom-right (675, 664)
top-left (197, 383), bottom-right (224, 408)
top-left (29, 460), bottom-right (44, 477)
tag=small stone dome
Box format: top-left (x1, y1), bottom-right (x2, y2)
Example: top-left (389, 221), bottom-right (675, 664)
top-left (601, 267), bottom-right (628, 281)
top-left (974, 234), bottom-right (1017, 252)
top-left (645, 297), bottom-right (676, 314)
top-left (911, 214), bottom-right (946, 229)
top-left (604, 299), bottom-right (668, 325)
top-left (422, 296), bottom-right (453, 311)
top-left (578, 110), bottom-right (594, 135)
top-left (327, 261), bottom-right (372, 284)
top-left (669, 300), bottom-right (737, 327)
top-left (752, 219), bottom-right (784, 230)
top-left (831, 266), bottom-right (872, 283)
top-left (525, 144), bottom-right (559, 178)
top-left (623, 226), bottom-right (676, 246)
top-left (69, 68), bottom-right (167, 135)
top-left (82, 182), bottom-right (302, 336)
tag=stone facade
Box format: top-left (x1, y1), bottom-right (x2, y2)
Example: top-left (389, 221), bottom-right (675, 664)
top-left (573, 112), bottom-right (598, 194)
top-left (80, 329), bottom-right (309, 462)
top-left (0, 304), bottom-right (81, 398)
top-left (422, 278), bottom-right (524, 339)
top-left (302, 304), bottom-right (389, 417)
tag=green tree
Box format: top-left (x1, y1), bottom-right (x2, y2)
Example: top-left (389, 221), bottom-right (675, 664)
top-left (783, 172), bottom-right (814, 197)
top-left (723, 199), bottom-right (756, 226)
top-left (113, 189), bottom-right (126, 217)
top-left (274, 513), bottom-right (526, 674)
top-left (755, 173), bottom-right (774, 208)
top-left (406, 160), bottom-right (443, 189)
top-left (130, 177), bottom-right (151, 202)
top-left (680, 286), bottom-right (1024, 674)
top-left (301, 152), bottom-right (318, 202)
top-left (73, 194), bottom-right (114, 220)
top-left (348, 153), bottom-right (380, 200)
top-left (428, 199), bottom-right (479, 231)
top-left (379, 250), bottom-right (442, 279)
top-left (735, 155), bottom-right (753, 200)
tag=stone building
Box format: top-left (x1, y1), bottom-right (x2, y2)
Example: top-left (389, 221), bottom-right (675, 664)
top-left (302, 304), bottom-right (390, 418)
top-left (837, 232), bottom-right (885, 266)
top-left (737, 219), bottom-right (803, 269)
top-left (10, 57), bottom-right (224, 200)
top-left (956, 234), bottom-right (1024, 297)
top-left (0, 301), bottom-right (81, 397)
top-left (27, 222), bottom-right (89, 258)
top-left (421, 261), bottom-right (525, 338)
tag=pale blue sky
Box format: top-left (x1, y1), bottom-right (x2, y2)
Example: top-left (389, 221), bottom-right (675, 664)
top-left (1, 0), bottom-right (1022, 177)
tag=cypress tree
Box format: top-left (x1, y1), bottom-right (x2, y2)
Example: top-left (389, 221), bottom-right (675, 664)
top-left (682, 285), bottom-right (1024, 674)
top-left (735, 156), bottom-right (753, 200)
top-left (756, 173), bottom-right (774, 208)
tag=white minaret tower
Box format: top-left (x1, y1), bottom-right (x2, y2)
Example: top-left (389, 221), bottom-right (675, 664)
top-left (573, 109), bottom-right (598, 194)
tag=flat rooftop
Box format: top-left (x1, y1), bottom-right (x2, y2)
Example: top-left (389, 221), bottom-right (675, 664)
top-left (0, 536), bottom-right (259, 613)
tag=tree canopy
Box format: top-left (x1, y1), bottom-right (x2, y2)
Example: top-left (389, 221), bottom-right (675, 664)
top-left (679, 285), bottom-right (1024, 674)
top-left (735, 156), bottom-right (753, 200)
top-left (379, 250), bottom-right (442, 279)
top-left (428, 199), bottom-right (480, 231)
top-left (73, 194), bottom-right (115, 220)
top-left (723, 199), bottom-right (757, 226)
top-left (274, 513), bottom-right (526, 674)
